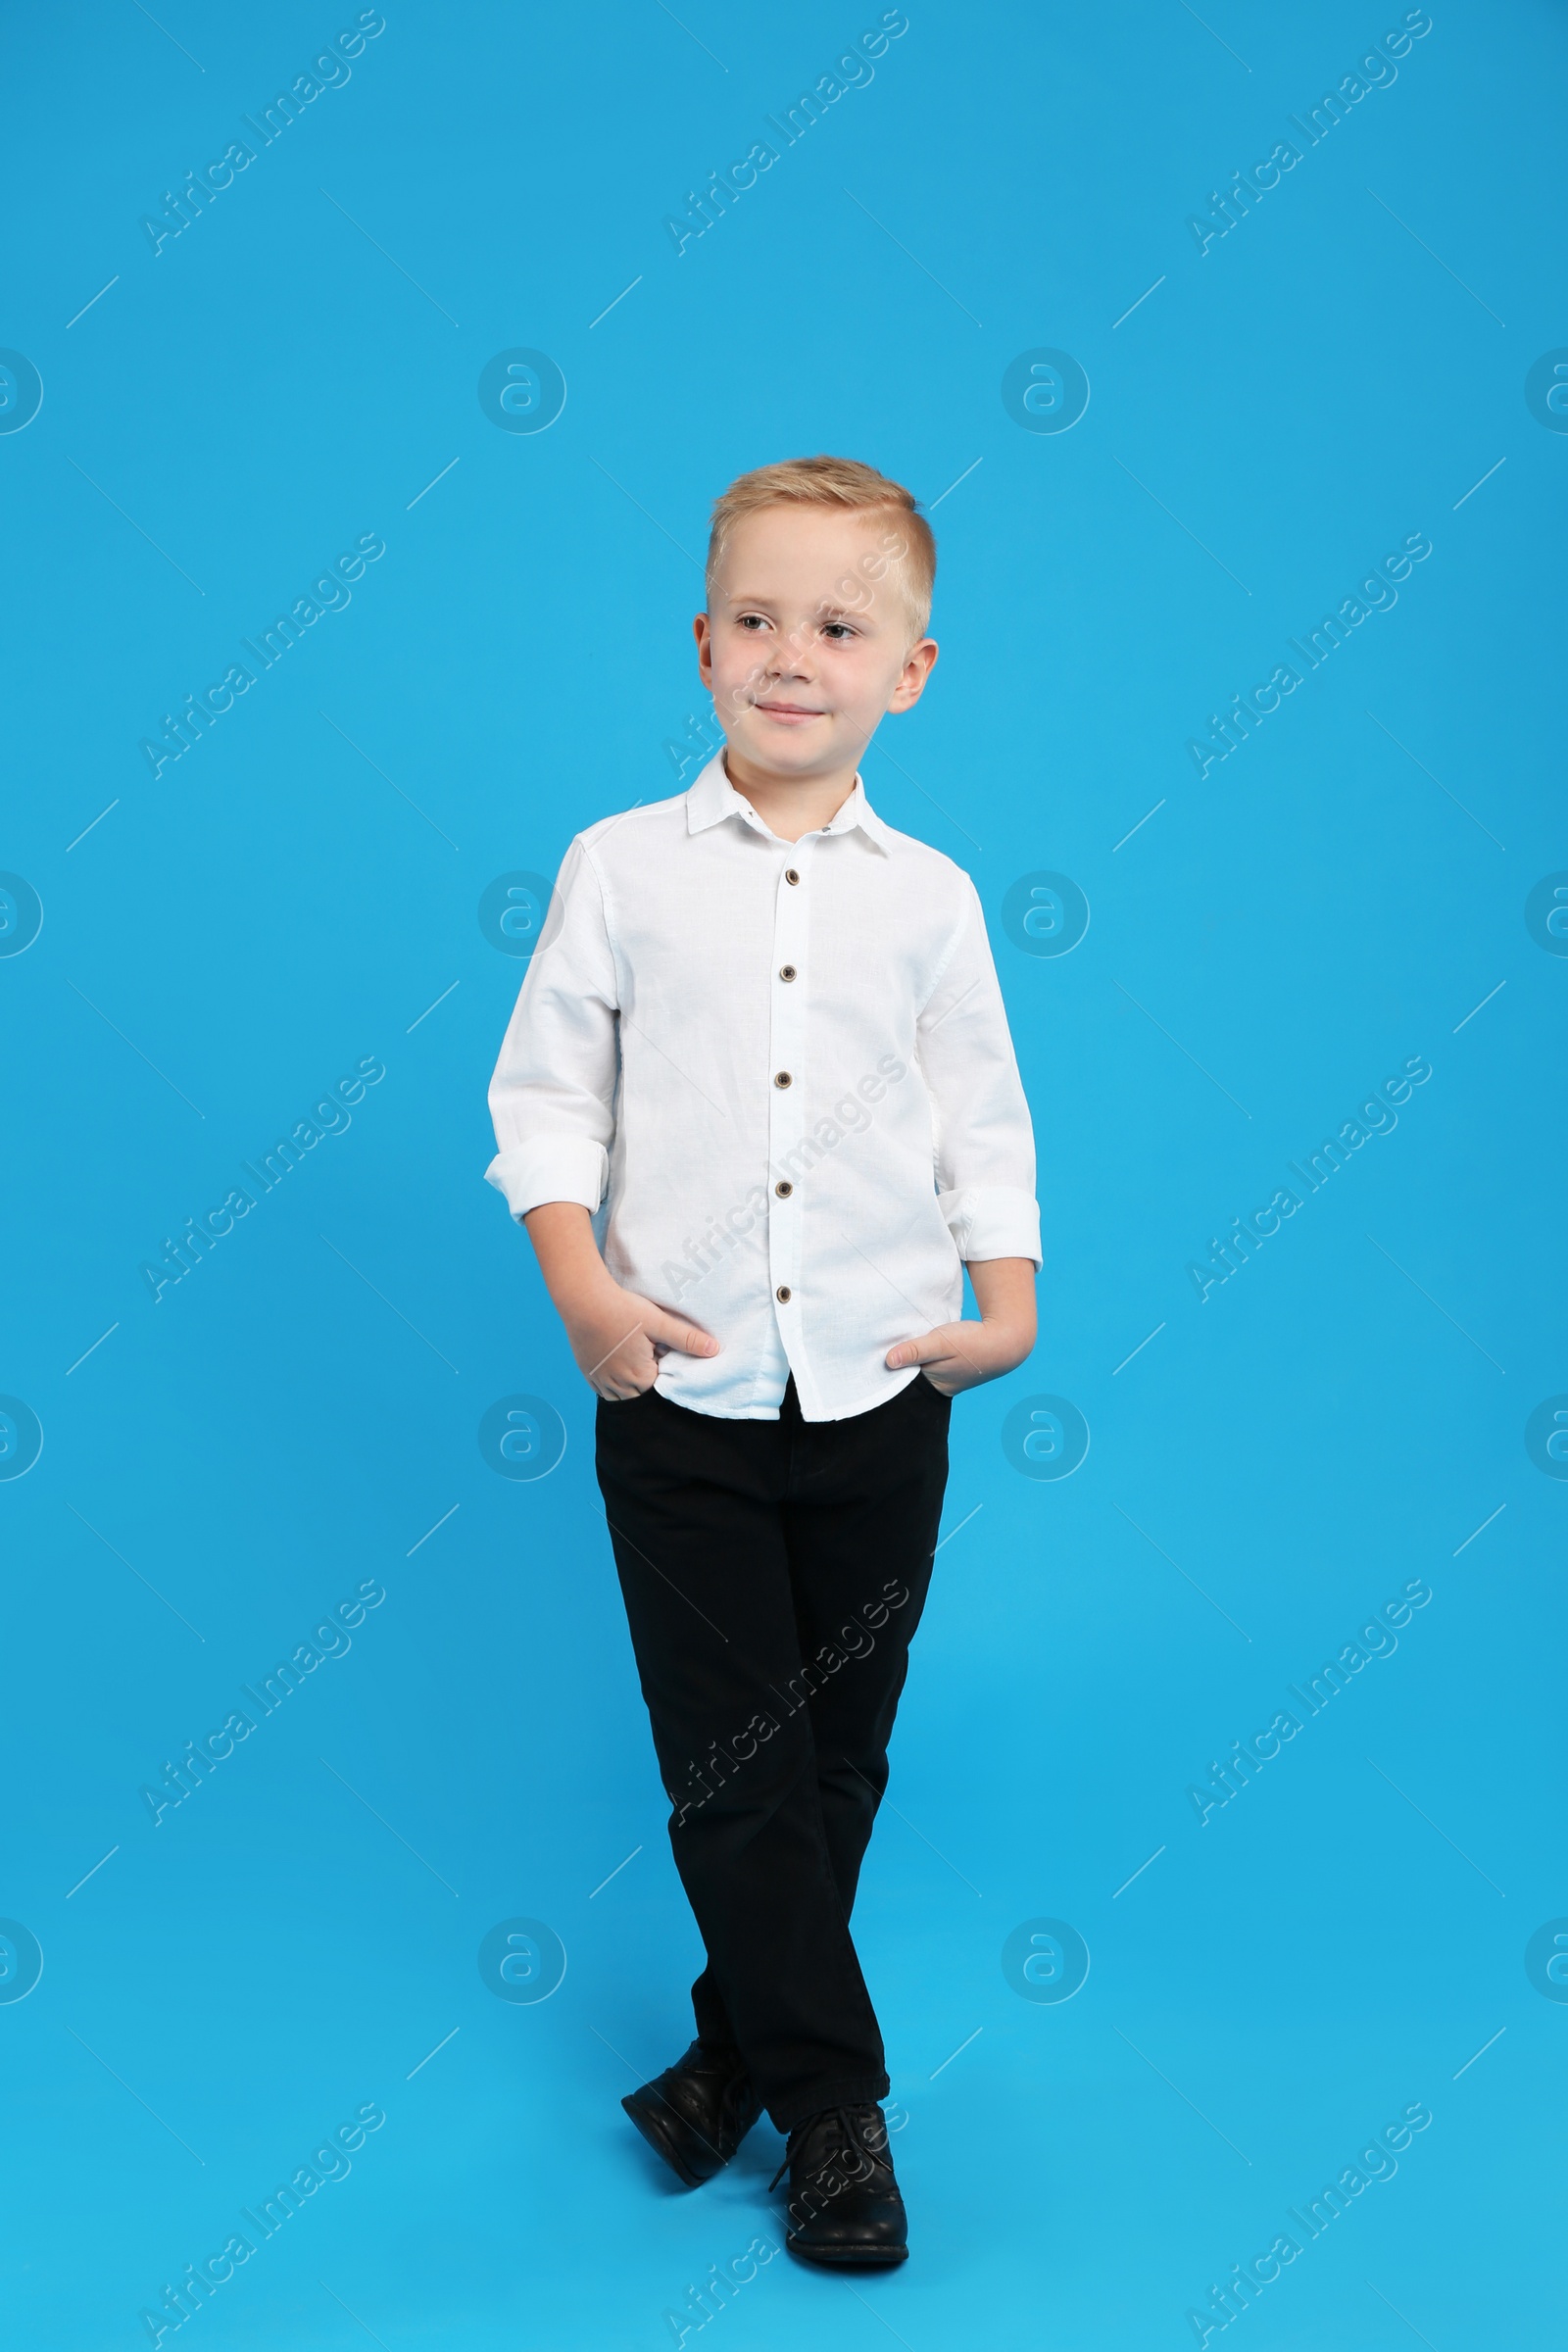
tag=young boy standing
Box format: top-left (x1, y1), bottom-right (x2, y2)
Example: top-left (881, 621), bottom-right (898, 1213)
top-left (484, 457), bottom-right (1040, 2267)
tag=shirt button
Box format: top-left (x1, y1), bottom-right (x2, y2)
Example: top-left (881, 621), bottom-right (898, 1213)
top-left (773, 1070), bottom-right (792, 1088)
top-left (779, 964), bottom-right (797, 982)
top-left (775, 1285), bottom-right (792, 1302)
top-left (774, 1180), bottom-right (793, 1198)
top-left (784, 867), bottom-right (800, 885)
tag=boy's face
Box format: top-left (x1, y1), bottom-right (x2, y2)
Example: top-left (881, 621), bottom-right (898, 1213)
top-left (695, 505), bottom-right (937, 784)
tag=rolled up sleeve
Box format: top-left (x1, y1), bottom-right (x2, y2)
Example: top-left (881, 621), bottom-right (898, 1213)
top-left (484, 838), bottom-right (619, 1223)
top-left (916, 878), bottom-right (1042, 1268)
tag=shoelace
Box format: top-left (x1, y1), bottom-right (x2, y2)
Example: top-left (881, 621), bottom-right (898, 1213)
top-left (767, 2103), bottom-right (887, 2193)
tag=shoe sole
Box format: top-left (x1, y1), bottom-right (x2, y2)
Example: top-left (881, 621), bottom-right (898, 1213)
top-left (620, 2090), bottom-right (715, 2189)
top-left (784, 2235), bottom-right (909, 2268)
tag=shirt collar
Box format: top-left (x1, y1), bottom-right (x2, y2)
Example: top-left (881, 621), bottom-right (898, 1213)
top-left (685, 752), bottom-right (892, 856)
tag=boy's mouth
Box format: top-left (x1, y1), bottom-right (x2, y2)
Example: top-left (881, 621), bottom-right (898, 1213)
top-left (753, 700), bottom-right (826, 724)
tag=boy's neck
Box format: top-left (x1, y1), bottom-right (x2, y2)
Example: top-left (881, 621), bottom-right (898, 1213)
top-left (720, 746), bottom-right (858, 844)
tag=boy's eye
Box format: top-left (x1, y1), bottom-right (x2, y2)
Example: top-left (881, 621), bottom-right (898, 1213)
top-left (822, 622), bottom-right (856, 641)
top-left (737, 613), bottom-right (768, 631)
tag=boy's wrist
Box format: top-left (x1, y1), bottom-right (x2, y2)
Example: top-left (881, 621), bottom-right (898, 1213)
top-left (558, 1265), bottom-right (625, 1325)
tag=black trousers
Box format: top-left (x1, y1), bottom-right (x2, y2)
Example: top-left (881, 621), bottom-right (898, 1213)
top-left (595, 1369), bottom-right (953, 2131)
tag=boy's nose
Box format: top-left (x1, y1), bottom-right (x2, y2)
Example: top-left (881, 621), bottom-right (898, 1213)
top-left (771, 637), bottom-right (814, 678)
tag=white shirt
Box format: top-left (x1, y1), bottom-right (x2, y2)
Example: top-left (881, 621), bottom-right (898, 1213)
top-left (485, 754), bottom-right (1041, 1422)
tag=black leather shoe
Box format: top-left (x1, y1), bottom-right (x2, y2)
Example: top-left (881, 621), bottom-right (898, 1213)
top-left (621, 2039), bottom-right (761, 2187)
top-left (769, 2102), bottom-right (908, 2266)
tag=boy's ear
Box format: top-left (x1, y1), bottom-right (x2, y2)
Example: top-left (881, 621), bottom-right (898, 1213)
top-left (889, 637), bottom-right (938, 713)
top-left (694, 612), bottom-right (713, 684)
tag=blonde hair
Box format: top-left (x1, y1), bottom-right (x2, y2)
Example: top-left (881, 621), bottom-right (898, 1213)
top-left (706, 455), bottom-right (936, 641)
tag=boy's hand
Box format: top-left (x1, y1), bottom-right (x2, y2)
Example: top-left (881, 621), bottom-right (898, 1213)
top-left (885, 1256), bottom-right (1037, 1397)
top-left (564, 1278), bottom-right (720, 1401)
top-left (521, 1202), bottom-right (720, 1400)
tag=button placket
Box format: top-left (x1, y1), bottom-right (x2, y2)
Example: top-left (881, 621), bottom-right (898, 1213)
top-left (767, 849), bottom-right (808, 1319)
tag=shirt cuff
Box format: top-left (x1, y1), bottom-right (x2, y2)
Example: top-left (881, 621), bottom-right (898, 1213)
top-left (485, 1137), bottom-right (609, 1223)
top-left (939, 1185), bottom-right (1042, 1269)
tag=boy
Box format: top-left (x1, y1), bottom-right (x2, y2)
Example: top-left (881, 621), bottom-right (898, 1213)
top-left (484, 457), bottom-right (1040, 2267)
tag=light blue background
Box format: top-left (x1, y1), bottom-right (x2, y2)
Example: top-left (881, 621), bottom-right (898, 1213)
top-left (2, 3), bottom-right (1562, 2345)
